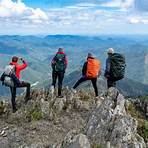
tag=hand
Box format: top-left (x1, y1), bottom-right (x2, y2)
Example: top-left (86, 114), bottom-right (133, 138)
top-left (20, 58), bottom-right (23, 61)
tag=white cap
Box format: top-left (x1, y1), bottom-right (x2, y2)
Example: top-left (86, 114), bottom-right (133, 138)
top-left (107, 48), bottom-right (114, 54)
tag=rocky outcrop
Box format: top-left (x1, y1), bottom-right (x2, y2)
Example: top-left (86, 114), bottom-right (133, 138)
top-left (86, 87), bottom-right (146, 148)
top-left (0, 87), bottom-right (147, 148)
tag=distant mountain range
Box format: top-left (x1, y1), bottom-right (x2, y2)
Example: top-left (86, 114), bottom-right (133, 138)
top-left (0, 35), bottom-right (148, 96)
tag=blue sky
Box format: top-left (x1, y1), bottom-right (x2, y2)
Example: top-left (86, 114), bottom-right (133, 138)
top-left (0, 0), bottom-right (148, 35)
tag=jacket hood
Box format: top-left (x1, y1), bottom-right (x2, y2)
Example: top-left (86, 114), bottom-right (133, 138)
top-left (56, 51), bottom-right (65, 54)
top-left (10, 62), bottom-right (18, 65)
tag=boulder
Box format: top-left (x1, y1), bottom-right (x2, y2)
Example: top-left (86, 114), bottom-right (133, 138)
top-left (86, 87), bottom-right (146, 148)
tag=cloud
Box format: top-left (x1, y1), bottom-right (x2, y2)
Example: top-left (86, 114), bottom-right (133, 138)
top-left (129, 16), bottom-right (148, 24)
top-left (101, 0), bottom-right (134, 10)
top-left (0, 0), bottom-right (48, 23)
top-left (0, 0), bottom-right (148, 34)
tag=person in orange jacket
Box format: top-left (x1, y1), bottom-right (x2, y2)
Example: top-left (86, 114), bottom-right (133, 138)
top-left (73, 53), bottom-right (101, 97)
top-left (9, 56), bottom-right (30, 112)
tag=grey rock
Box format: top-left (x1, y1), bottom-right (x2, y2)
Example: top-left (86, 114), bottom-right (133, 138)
top-left (40, 98), bottom-right (50, 119)
top-left (62, 131), bottom-right (90, 148)
top-left (86, 87), bottom-right (146, 148)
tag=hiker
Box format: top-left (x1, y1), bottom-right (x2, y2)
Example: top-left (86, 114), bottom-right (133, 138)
top-left (104, 48), bottom-right (126, 88)
top-left (51, 48), bottom-right (68, 97)
top-left (73, 53), bottom-right (101, 97)
top-left (0, 56), bottom-right (30, 112)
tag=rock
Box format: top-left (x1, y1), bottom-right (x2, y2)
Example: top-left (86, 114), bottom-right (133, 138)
top-left (40, 98), bottom-right (50, 119)
top-left (0, 137), bottom-right (9, 148)
top-left (62, 130), bottom-right (90, 148)
top-left (53, 97), bottom-right (66, 113)
top-left (86, 87), bottom-right (146, 148)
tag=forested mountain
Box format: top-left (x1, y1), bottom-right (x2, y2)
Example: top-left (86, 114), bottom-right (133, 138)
top-left (0, 35), bottom-right (148, 96)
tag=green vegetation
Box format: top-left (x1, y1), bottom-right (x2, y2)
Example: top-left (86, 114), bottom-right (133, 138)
top-left (126, 101), bottom-right (148, 142)
top-left (26, 104), bottom-right (42, 121)
top-left (140, 96), bottom-right (148, 102)
top-left (78, 90), bottom-right (92, 101)
top-left (92, 143), bottom-right (103, 148)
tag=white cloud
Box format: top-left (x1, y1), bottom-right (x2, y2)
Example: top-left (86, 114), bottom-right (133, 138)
top-left (129, 16), bottom-right (148, 24)
top-left (0, 0), bottom-right (148, 34)
top-left (101, 0), bottom-right (134, 10)
top-left (0, 0), bottom-right (48, 23)
top-left (129, 17), bottom-right (140, 24)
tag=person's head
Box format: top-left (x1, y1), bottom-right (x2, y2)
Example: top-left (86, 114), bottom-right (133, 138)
top-left (87, 53), bottom-right (94, 59)
top-left (107, 48), bottom-right (114, 55)
top-left (12, 56), bottom-right (19, 63)
top-left (58, 48), bottom-right (64, 52)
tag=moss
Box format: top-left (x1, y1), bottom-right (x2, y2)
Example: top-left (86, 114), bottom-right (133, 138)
top-left (92, 143), bottom-right (103, 148)
top-left (126, 102), bottom-right (148, 142)
top-left (78, 90), bottom-right (91, 101)
top-left (26, 104), bottom-right (42, 121)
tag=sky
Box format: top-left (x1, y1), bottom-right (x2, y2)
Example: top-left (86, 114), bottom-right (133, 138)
top-left (0, 0), bottom-right (148, 35)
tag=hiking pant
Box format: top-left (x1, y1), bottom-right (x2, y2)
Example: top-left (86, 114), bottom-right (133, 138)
top-left (107, 78), bottom-right (116, 88)
top-left (73, 77), bottom-right (98, 97)
top-left (52, 71), bottom-right (64, 96)
top-left (10, 81), bottom-right (30, 111)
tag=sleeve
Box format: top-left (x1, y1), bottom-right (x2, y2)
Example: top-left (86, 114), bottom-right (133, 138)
top-left (51, 55), bottom-right (56, 69)
top-left (64, 54), bottom-right (68, 69)
top-left (105, 58), bottom-right (111, 76)
top-left (0, 73), bottom-right (5, 82)
top-left (17, 60), bottom-right (28, 71)
top-left (82, 62), bottom-right (87, 76)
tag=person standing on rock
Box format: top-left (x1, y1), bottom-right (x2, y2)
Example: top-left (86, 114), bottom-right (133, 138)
top-left (1, 56), bottom-right (30, 113)
top-left (104, 48), bottom-right (126, 88)
top-left (73, 53), bottom-right (101, 97)
top-left (51, 48), bottom-right (68, 98)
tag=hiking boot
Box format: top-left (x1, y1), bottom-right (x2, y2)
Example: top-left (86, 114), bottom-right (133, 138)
top-left (12, 108), bottom-right (17, 113)
top-left (24, 96), bottom-right (31, 104)
top-left (57, 95), bottom-right (64, 98)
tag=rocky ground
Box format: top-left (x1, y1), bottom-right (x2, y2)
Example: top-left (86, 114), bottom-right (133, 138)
top-left (0, 87), bottom-right (147, 148)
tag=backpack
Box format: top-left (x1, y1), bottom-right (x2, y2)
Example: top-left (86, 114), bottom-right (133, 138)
top-left (110, 53), bottom-right (126, 81)
top-left (1, 65), bottom-right (20, 87)
top-left (54, 54), bottom-right (66, 72)
top-left (86, 58), bottom-right (101, 78)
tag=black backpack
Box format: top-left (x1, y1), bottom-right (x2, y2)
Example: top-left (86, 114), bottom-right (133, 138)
top-left (54, 54), bottom-right (66, 72)
top-left (110, 53), bottom-right (126, 81)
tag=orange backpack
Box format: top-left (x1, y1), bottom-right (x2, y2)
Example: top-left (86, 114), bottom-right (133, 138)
top-left (86, 58), bottom-right (101, 78)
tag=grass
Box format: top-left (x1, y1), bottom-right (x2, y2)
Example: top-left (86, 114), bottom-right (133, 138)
top-left (92, 143), bottom-right (103, 148)
top-left (126, 101), bottom-right (148, 142)
top-left (26, 104), bottom-right (42, 121)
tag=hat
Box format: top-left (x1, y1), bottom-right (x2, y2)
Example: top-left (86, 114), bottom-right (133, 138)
top-left (107, 48), bottom-right (114, 54)
top-left (58, 48), bottom-right (64, 52)
top-left (12, 56), bottom-right (18, 62)
top-left (87, 53), bottom-right (93, 58)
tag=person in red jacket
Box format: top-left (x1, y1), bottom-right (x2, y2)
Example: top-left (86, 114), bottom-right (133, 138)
top-left (10, 56), bottom-right (30, 112)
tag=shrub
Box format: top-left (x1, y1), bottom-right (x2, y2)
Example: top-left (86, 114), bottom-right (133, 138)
top-left (26, 104), bottom-right (42, 121)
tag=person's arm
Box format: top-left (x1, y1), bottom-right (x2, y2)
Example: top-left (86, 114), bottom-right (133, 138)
top-left (17, 59), bottom-right (28, 71)
top-left (51, 55), bottom-right (56, 69)
top-left (105, 58), bottom-right (110, 77)
top-left (82, 62), bottom-right (87, 76)
top-left (64, 54), bottom-right (68, 69)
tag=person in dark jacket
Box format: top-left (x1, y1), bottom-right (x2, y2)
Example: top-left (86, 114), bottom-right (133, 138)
top-left (104, 48), bottom-right (116, 88)
top-left (51, 48), bottom-right (68, 97)
top-left (73, 53), bottom-right (100, 97)
top-left (7, 56), bottom-right (30, 113)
